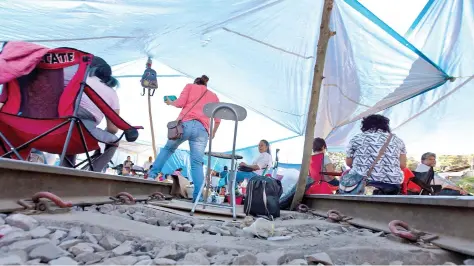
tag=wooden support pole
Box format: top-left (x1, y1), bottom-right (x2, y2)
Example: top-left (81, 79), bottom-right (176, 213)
top-left (290, 0), bottom-right (335, 210)
top-left (148, 93), bottom-right (157, 159)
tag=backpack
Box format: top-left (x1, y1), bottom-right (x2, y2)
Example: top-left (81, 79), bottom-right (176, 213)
top-left (244, 176), bottom-right (283, 219)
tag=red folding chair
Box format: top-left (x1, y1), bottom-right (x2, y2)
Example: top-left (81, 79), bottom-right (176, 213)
top-left (0, 42), bottom-right (143, 171)
top-left (305, 154), bottom-right (342, 195)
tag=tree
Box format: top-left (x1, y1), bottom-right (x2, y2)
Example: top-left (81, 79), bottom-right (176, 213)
top-left (457, 176), bottom-right (474, 194)
top-left (407, 156), bottom-right (419, 171)
top-left (328, 152), bottom-right (346, 171)
top-left (436, 155), bottom-right (472, 171)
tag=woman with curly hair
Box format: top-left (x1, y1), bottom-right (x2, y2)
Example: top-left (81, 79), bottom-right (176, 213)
top-left (345, 114), bottom-right (407, 195)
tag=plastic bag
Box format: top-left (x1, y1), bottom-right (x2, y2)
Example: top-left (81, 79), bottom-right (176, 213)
top-left (242, 218), bottom-right (275, 238)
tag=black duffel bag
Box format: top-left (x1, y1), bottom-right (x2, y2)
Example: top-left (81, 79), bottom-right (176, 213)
top-left (244, 176), bottom-right (283, 219)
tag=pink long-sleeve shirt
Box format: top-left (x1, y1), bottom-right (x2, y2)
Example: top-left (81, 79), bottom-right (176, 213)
top-left (172, 84), bottom-right (220, 133)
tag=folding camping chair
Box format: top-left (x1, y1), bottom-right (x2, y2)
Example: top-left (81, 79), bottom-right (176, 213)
top-left (0, 42), bottom-right (143, 171)
top-left (190, 102), bottom-right (247, 220)
top-left (409, 169), bottom-right (441, 195)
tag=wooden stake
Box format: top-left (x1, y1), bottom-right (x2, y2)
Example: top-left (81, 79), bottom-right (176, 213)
top-left (148, 92), bottom-right (157, 159)
top-left (290, 0), bottom-right (335, 210)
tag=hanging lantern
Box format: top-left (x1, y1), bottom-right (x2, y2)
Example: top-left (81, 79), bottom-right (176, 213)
top-left (140, 57), bottom-right (158, 96)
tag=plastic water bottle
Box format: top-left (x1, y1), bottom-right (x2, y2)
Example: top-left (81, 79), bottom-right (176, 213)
top-left (241, 178), bottom-right (248, 195)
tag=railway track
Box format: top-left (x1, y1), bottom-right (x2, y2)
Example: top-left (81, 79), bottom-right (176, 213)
top-left (0, 158), bottom-right (171, 213)
top-left (303, 194), bottom-right (474, 256)
top-left (1, 158), bottom-right (473, 257)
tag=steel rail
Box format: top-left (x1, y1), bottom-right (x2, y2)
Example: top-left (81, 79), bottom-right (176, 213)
top-left (1, 159), bottom-right (473, 256)
top-left (303, 194), bottom-right (474, 256)
top-left (0, 158), bottom-right (171, 212)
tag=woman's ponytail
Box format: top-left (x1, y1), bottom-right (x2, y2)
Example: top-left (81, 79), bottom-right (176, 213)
top-left (105, 76), bottom-right (119, 88)
top-left (89, 56), bottom-right (119, 88)
top-left (194, 75), bottom-right (209, 86)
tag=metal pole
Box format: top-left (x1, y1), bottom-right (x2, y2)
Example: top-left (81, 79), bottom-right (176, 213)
top-left (203, 116), bottom-right (215, 207)
top-left (230, 117), bottom-right (239, 220)
top-left (61, 59), bottom-right (92, 166)
top-left (290, 0), bottom-right (335, 210)
top-left (148, 92), bottom-right (157, 159)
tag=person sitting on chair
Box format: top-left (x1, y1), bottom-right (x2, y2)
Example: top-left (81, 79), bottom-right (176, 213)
top-left (345, 114), bottom-right (406, 195)
top-left (143, 156), bottom-right (153, 172)
top-left (411, 152), bottom-right (468, 195)
top-left (122, 156), bottom-right (133, 176)
top-left (61, 56), bottom-right (120, 172)
top-left (236, 140), bottom-right (273, 183)
top-left (309, 138), bottom-right (339, 186)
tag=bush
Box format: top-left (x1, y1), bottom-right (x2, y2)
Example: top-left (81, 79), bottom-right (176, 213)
top-left (456, 176), bottom-right (474, 194)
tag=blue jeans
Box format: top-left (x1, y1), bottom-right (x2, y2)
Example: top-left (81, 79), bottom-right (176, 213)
top-left (149, 120), bottom-right (209, 200)
top-left (236, 171), bottom-right (258, 184)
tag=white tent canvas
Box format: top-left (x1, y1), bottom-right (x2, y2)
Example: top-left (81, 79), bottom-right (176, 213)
top-left (2, 0), bottom-right (470, 173)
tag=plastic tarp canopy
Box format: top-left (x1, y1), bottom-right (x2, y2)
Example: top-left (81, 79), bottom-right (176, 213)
top-left (109, 60), bottom-right (297, 153)
top-left (141, 0), bottom-right (448, 142)
top-left (245, 0), bottom-right (473, 168)
top-left (107, 60), bottom-right (297, 178)
top-left (327, 0), bottom-right (474, 156)
top-left (0, 0), bottom-right (444, 134)
top-left (1, 0), bottom-right (465, 172)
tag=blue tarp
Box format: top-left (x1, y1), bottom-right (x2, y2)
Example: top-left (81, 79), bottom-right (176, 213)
top-left (0, 0), bottom-right (444, 138)
top-left (153, 0), bottom-right (474, 176)
top-left (1, 0), bottom-right (470, 175)
top-left (327, 0), bottom-right (474, 155)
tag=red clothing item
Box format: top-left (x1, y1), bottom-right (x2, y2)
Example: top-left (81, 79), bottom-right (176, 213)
top-left (0, 41), bottom-right (50, 85)
top-left (0, 41), bottom-right (50, 103)
top-left (172, 84), bottom-right (220, 133)
top-left (306, 154), bottom-right (334, 195)
top-left (401, 168), bottom-right (420, 194)
top-left (308, 153), bottom-right (324, 182)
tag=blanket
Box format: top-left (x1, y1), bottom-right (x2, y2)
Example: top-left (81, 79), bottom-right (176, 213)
top-left (0, 41), bottom-right (50, 84)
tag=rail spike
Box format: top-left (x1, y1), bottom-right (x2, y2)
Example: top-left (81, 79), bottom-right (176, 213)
top-left (327, 209), bottom-right (343, 222)
top-left (148, 192), bottom-right (165, 201)
top-left (388, 220), bottom-right (419, 242)
top-left (297, 204), bottom-right (309, 213)
top-left (32, 192), bottom-right (73, 209)
top-left (113, 192), bottom-right (136, 205)
top-left (326, 209), bottom-right (352, 223)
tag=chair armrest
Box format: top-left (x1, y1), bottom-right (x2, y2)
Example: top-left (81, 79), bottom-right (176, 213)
top-left (83, 85), bottom-right (143, 134)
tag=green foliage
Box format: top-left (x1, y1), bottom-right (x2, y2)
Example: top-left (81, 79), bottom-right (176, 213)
top-left (407, 156), bottom-right (419, 171)
top-left (456, 176), bottom-right (474, 194)
top-left (435, 155), bottom-right (473, 171)
top-left (328, 152), bottom-right (346, 170)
